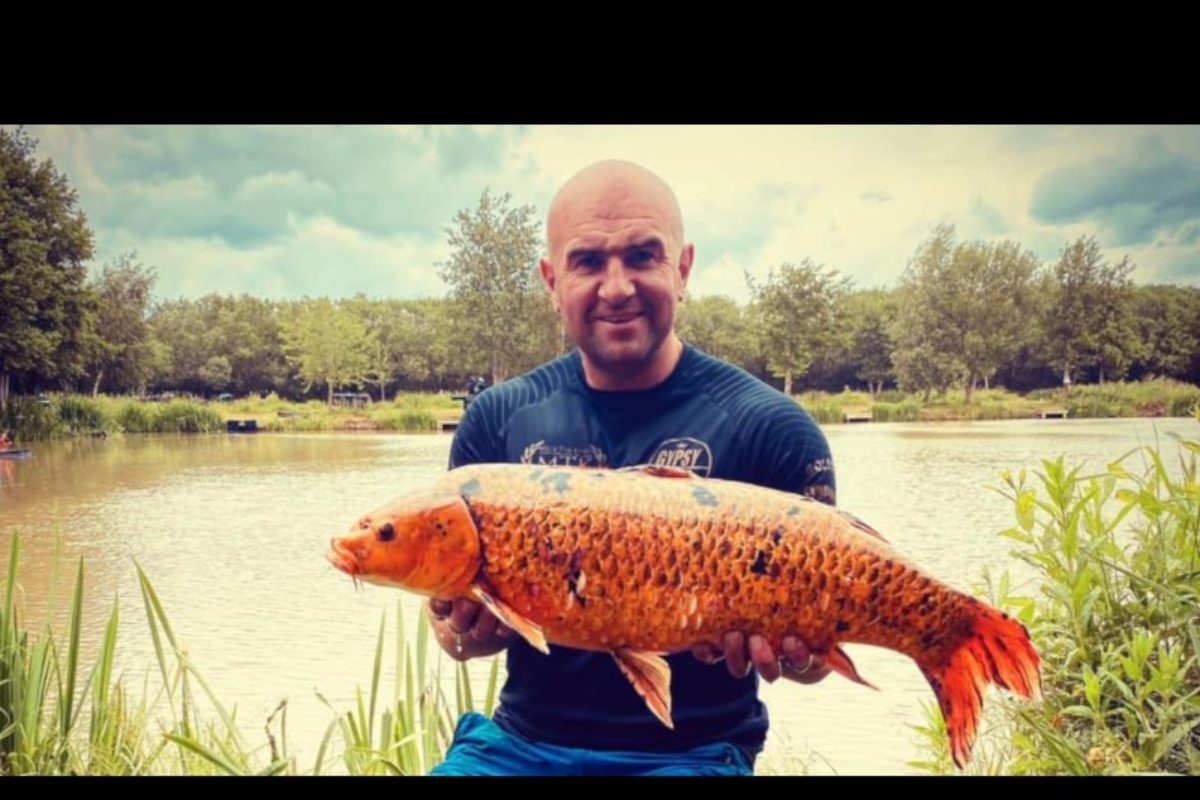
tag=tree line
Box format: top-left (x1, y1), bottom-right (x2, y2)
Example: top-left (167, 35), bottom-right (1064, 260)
top-left (4, 127), bottom-right (1198, 411)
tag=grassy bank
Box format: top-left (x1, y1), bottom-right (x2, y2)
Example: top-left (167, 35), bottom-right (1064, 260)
top-left (797, 379), bottom-right (1200, 425)
top-left (223, 393), bottom-right (457, 434)
top-left (1, 393), bottom-right (462, 441)
top-left (4, 379), bottom-right (1195, 442)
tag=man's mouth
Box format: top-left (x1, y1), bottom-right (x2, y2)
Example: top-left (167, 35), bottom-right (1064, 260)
top-left (594, 311), bottom-right (643, 324)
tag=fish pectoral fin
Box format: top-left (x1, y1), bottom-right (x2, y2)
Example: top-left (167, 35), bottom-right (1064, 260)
top-left (612, 649), bottom-right (674, 729)
top-left (823, 644), bottom-right (879, 690)
top-left (469, 584), bottom-right (549, 654)
top-left (617, 464), bottom-right (695, 479)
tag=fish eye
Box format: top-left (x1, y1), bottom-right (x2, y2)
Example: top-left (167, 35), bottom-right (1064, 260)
top-left (378, 522), bottom-right (395, 542)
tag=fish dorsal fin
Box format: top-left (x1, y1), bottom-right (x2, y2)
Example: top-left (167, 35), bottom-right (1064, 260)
top-left (788, 494), bottom-right (889, 543)
top-left (837, 510), bottom-right (889, 543)
top-left (611, 649), bottom-right (674, 729)
top-left (617, 464), bottom-right (695, 478)
top-left (469, 584), bottom-right (549, 654)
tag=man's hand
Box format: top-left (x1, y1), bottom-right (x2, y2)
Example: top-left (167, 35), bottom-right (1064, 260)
top-left (692, 632), bottom-right (832, 684)
top-left (428, 597), bottom-right (514, 661)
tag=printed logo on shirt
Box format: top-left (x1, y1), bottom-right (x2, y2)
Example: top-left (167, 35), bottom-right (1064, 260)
top-left (806, 457), bottom-right (833, 479)
top-left (647, 437), bottom-right (714, 477)
top-left (520, 440), bottom-right (609, 467)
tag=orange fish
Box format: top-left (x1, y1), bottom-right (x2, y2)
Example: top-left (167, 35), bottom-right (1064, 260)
top-left (328, 463), bottom-right (1041, 767)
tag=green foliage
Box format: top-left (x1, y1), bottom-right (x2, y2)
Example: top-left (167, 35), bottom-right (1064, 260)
top-left (912, 436), bottom-right (1200, 775)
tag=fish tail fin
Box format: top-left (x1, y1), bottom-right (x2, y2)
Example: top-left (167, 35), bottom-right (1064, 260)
top-left (919, 601), bottom-right (1041, 768)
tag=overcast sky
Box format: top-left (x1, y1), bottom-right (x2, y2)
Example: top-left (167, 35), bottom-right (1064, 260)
top-left (15, 124), bottom-right (1199, 303)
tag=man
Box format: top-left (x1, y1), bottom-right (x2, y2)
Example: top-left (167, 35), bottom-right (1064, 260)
top-left (428, 160), bottom-right (836, 776)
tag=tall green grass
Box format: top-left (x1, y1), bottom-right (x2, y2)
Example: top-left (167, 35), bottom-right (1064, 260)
top-left (1, 395), bottom-right (224, 440)
top-left (0, 532), bottom-right (498, 775)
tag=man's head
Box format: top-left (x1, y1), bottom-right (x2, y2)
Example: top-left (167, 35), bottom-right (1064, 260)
top-left (540, 160), bottom-right (694, 390)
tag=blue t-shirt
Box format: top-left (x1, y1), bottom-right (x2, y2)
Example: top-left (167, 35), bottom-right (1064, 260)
top-left (449, 344), bottom-right (836, 757)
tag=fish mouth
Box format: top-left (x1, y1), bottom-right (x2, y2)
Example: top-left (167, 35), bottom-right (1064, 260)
top-left (327, 538), bottom-right (362, 576)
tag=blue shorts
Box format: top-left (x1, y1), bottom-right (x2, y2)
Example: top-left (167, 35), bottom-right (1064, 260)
top-left (429, 712), bottom-right (755, 776)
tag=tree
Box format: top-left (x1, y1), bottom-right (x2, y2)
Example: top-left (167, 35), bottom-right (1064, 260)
top-left (198, 356), bottom-right (233, 392)
top-left (0, 127), bottom-right (94, 410)
top-left (149, 294), bottom-right (289, 397)
top-left (1130, 285), bottom-right (1198, 380)
top-left (407, 298), bottom-right (460, 390)
top-left (148, 298), bottom-right (209, 393)
top-left (279, 298), bottom-right (371, 404)
top-left (891, 225), bottom-right (1040, 403)
top-left (86, 252), bottom-right (157, 395)
top-left (1041, 236), bottom-right (1139, 387)
top-left (210, 295), bottom-right (288, 396)
top-left (677, 295), bottom-right (760, 375)
top-left (747, 259), bottom-right (851, 395)
top-left (845, 289), bottom-right (897, 397)
top-left (437, 189), bottom-right (545, 384)
top-left (344, 297), bottom-right (431, 402)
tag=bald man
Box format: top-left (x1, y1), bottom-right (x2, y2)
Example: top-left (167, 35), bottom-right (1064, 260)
top-left (428, 161), bottom-right (837, 776)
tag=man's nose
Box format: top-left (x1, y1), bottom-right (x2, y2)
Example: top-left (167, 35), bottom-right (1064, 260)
top-left (597, 256), bottom-right (635, 303)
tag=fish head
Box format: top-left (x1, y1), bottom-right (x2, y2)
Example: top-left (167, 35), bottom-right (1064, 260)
top-left (328, 489), bottom-right (481, 597)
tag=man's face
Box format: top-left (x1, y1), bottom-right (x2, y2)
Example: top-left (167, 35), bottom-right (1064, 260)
top-left (541, 180), bottom-right (692, 385)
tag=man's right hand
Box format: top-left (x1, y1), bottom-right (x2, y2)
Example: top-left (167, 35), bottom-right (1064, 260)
top-left (428, 597), bottom-right (515, 661)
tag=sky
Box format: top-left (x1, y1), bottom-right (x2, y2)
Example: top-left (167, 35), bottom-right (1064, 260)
top-left (11, 124), bottom-right (1200, 303)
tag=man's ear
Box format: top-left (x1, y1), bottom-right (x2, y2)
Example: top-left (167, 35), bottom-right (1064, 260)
top-left (677, 243), bottom-right (694, 297)
top-left (540, 258), bottom-right (559, 312)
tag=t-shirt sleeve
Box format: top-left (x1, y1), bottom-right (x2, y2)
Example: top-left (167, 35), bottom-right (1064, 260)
top-left (753, 402), bottom-right (837, 506)
top-left (448, 391), bottom-right (504, 469)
